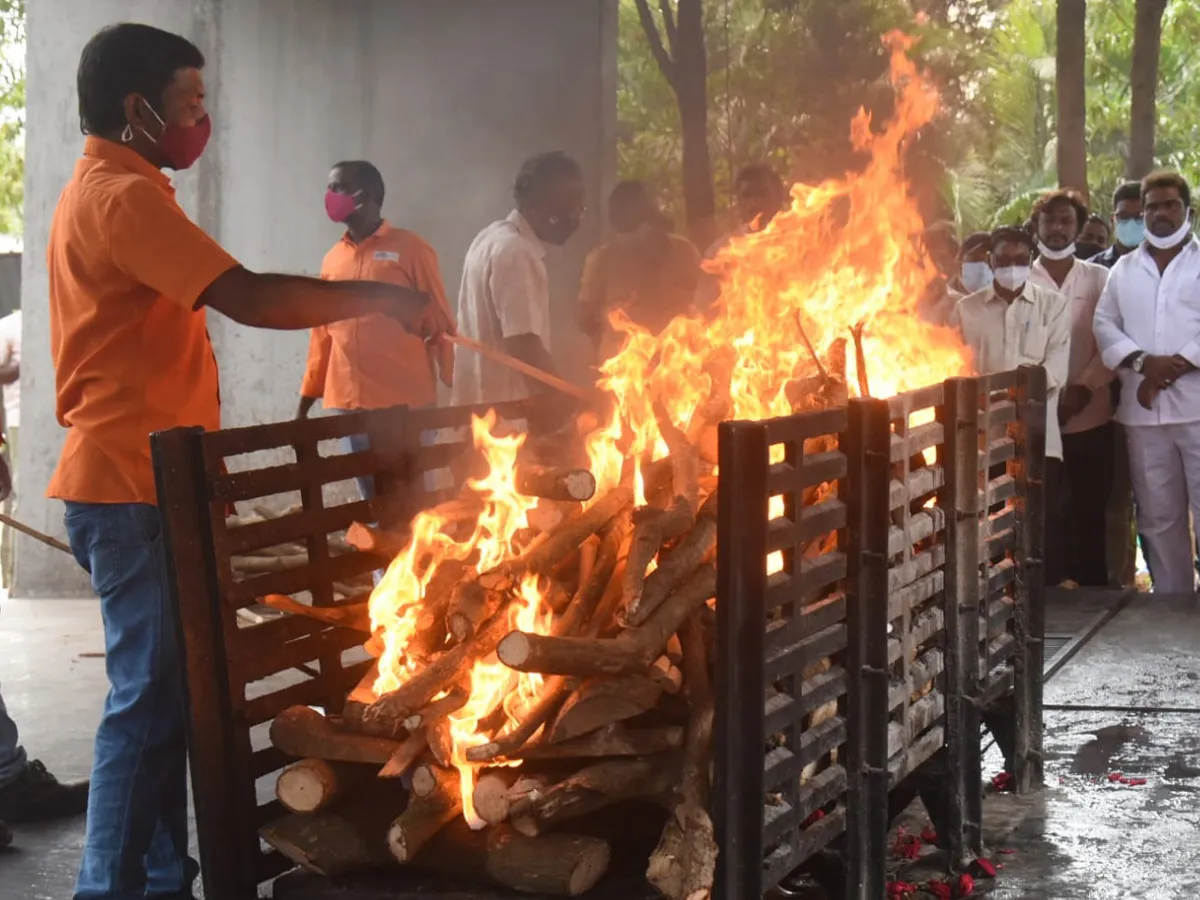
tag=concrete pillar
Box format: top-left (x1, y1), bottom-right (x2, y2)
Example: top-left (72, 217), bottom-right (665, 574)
top-left (16, 0), bottom-right (617, 597)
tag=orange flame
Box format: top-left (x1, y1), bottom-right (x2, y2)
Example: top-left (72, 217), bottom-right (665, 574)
top-left (585, 32), bottom-right (969, 486)
top-left (370, 34), bottom-right (971, 826)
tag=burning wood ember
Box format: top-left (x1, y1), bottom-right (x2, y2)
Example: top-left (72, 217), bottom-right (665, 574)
top-left (256, 35), bottom-right (976, 899)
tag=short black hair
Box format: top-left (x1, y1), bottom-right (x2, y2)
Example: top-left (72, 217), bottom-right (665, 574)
top-left (333, 160), bottom-right (386, 206)
top-left (77, 23), bottom-right (205, 136)
top-left (1142, 170), bottom-right (1191, 208)
top-left (1112, 181), bottom-right (1142, 208)
top-left (990, 225), bottom-right (1034, 253)
top-left (735, 164), bottom-right (784, 195)
top-left (609, 180), bottom-right (649, 208)
top-left (1031, 188), bottom-right (1089, 230)
top-left (1085, 213), bottom-right (1110, 236)
top-left (959, 231), bottom-right (991, 258)
top-left (513, 151), bottom-right (583, 205)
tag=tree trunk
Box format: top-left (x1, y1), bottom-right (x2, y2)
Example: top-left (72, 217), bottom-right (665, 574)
top-left (633, 0), bottom-right (716, 249)
top-left (1128, 0), bottom-right (1169, 179)
top-left (1055, 0), bottom-right (1089, 200)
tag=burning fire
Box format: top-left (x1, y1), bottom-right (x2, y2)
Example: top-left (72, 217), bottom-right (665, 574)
top-left (367, 33), bottom-right (970, 826)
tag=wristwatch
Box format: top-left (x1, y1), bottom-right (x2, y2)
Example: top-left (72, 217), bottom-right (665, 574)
top-left (1131, 353), bottom-right (1147, 373)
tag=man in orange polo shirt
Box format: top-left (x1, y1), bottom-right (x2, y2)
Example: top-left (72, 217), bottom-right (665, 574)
top-left (48, 24), bottom-right (451, 900)
top-left (298, 160), bottom-right (454, 499)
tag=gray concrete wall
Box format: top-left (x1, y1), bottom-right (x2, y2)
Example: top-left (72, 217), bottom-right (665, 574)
top-left (16, 0), bottom-right (617, 597)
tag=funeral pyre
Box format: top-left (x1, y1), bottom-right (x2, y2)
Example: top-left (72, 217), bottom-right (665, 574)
top-left (258, 34), bottom-right (971, 899)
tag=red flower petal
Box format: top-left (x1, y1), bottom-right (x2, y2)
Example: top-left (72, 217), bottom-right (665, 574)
top-left (1108, 772), bottom-right (1124, 782)
top-left (972, 858), bottom-right (997, 877)
top-left (926, 880), bottom-right (952, 899)
top-left (958, 873), bottom-right (976, 895)
top-left (886, 881), bottom-right (918, 898)
top-left (801, 808), bottom-right (826, 827)
top-left (991, 771), bottom-right (1015, 792)
top-left (1126, 777), bottom-right (1147, 786)
top-left (921, 826), bottom-right (939, 844)
top-left (998, 848), bottom-right (1016, 855)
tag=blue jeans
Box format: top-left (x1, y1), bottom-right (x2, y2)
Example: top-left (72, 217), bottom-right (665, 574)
top-left (65, 502), bottom-right (197, 900)
top-left (0, 681), bottom-right (28, 788)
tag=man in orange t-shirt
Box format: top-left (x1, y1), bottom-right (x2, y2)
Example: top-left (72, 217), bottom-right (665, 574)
top-left (298, 160), bottom-right (454, 499)
top-left (46, 24), bottom-right (452, 900)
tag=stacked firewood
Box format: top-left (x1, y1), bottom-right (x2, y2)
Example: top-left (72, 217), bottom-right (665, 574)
top-left (254, 343), bottom-right (863, 898)
top-left (254, 380), bottom-right (737, 899)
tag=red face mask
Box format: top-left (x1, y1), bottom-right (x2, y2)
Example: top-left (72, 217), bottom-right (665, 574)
top-left (324, 190), bottom-right (361, 223)
top-left (140, 100), bottom-right (211, 170)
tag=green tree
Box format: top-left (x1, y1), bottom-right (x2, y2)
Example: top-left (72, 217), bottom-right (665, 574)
top-left (0, 0), bottom-right (24, 237)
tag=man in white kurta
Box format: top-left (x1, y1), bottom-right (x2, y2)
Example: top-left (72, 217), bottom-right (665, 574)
top-left (951, 226), bottom-right (1072, 585)
top-left (1093, 172), bottom-right (1200, 593)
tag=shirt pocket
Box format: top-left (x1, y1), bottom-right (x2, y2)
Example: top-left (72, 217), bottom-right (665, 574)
top-left (1019, 322), bottom-right (1048, 362)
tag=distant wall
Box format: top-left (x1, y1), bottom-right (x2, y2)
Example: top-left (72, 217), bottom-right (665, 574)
top-left (17, 0), bottom-right (617, 597)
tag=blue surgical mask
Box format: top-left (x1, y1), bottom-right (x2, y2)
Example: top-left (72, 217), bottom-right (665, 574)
top-left (960, 260), bottom-right (993, 293)
top-left (1115, 218), bottom-right (1145, 249)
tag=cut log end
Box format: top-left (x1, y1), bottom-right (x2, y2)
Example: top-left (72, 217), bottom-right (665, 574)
top-left (275, 758), bottom-right (353, 814)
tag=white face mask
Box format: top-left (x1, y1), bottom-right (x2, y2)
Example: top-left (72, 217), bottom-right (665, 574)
top-left (1145, 213), bottom-right (1193, 250)
top-left (1036, 239), bottom-right (1076, 261)
top-left (960, 260), bottom-right (993, 293)
top-left (994, 265), bottom-right (1031, 292)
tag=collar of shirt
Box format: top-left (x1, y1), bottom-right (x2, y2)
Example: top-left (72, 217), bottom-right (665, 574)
top-left (1031, 256), bottom-right (1085, 294)
top-left (981, 284), bottom-right (1035, 306)
top-left (82, 135), bottom-right (174, 195)
top-left (340, 219), bottom-right (395, 250)
top-left (506, 209), bottom-right (546, 259)
top-left (1133, 234), bottom-right (1199, 276)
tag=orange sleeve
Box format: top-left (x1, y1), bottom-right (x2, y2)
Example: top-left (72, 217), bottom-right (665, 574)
top-left (408, 239), bottom-right (454, 323)
top-left (108, 180), bottom-right (240, 309)
top-left (300, 326), bottom-right (332, 399)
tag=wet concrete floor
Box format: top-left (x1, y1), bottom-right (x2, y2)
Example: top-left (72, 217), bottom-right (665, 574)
top-left (1, 591), bottom-right (1198, 899)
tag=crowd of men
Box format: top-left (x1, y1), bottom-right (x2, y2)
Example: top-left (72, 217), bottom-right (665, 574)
top-left (0, 18), bottom-right (1197, 900)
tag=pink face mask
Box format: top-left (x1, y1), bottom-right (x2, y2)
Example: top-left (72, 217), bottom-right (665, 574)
top-left (139, 100), bottom-right (211, 170)
top-left (324, 190), bottom-right (361, 223)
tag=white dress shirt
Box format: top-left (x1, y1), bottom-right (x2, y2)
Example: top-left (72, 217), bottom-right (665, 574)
top-left (451, 210), bottom-right (551, 407)
top-left (1028, 258), bottom-right (1112, 434)
top-left (1093, 237), bottom-right (1200, 426)
top-left (950, 280), bottom-right (1071, 460)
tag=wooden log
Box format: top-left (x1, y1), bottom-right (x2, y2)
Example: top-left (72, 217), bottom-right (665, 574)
top-left (487, 826), bottom-right (611, 897)
top-left (652, 400), bottom-right (699, 514)
top-left (269, 706), bottom-right (401, 765)
top-left (360, 603), bottom-right (513, 737)
top-left (446, 580), bottom-right (506, 643)
top-left (481, 485), bottom-right (634, 587)
top-left (411, 763), bottom-right (459, 800)
top-left (527, 500), bottom-right (568, 535)
top-left (666, 632), bottom-right (683, 666)
top-left (507, 723), bottom-right (685, 761)
top-left (577, 534), bottom-right (600, 593)
top-left (275, 758), bottom-right (370, 814)
top-left (378, 728), bottom-right (428, 779)
top-left (426, 717), bottom-right (455, 769)
top-left (548, 675), bottom-right (662, 744)
top-left (261, 594), bottom-right (371, 632)
top-left (651, 656), bottom-right (684, 695)
top-left (498, 564), bottom-right (716, 678)
top-left (472, 771), bottom-right (551, 826)
top-left (408, 558), bottom-right (470, 664)
top-left (556, 517), bottom-right (628, 638)
top-left (647, 613), bottom-right (717, 900)
top-left (516, 464), bottom-right (597, 502)
top-left (232, 553), bottom-right (309, 573)
top-left (624, 491), bottom-right (717, 627)
top-left (345, 521), bottom-right (409, 560)
top-left (508, 755), bottom-right (680, 837)
top-left (621, 497), bottom-right (695, 625)
top-left (387, 776), bottom-right (463, 864)
top-left (405, 819), bottom-right (611, 898)
top-left (465, 675), bottom-right (573, 763)
top-left (403, 689), bottom-right (468, 732)
top-left (259, 779), bottom-right (409, 876)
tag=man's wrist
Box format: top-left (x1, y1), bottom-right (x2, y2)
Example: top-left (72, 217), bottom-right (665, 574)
top-left (1121, 351), bottom-right (1146, 372)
